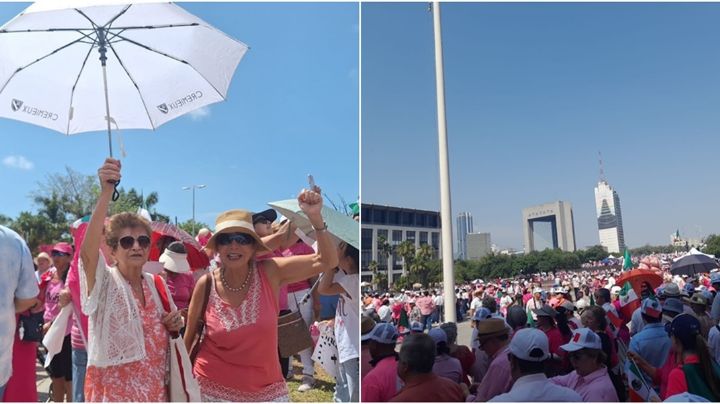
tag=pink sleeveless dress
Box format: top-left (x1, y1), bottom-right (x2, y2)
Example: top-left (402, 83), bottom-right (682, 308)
top-left (193, 264), bottom-right (288, 401)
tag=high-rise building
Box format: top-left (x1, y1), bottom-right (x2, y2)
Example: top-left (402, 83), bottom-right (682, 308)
top-left (467, 233), bottom-right (492, 260)
top-left (456, 212), bottom-right (473, 259)
top-left (594, 174), bottom-right (626, 253)
top-left (522, 201), bottom-right (576, 253)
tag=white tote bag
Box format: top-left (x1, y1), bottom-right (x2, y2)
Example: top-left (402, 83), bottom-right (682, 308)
top-left (42, 305), bottom-right (72, 368)
top-left (151, 275), bottom-right (201, 402)
top-left (168, 335), bottom-right (201, 402)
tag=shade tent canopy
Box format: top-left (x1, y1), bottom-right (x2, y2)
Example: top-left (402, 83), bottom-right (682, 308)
top-left (0, 0), bottom-right (248, 135)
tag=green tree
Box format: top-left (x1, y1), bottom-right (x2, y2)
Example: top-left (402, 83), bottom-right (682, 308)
top-left (178, 219), bottom-right (211, 237)
top-left (704, 234), bottom-right (720, 257)
top-left (396, 240), bottom-right (416, 277)
top-left (377, 235), bottom-right (393, 288)
top-left (11, 211), bottom-right (60, 252)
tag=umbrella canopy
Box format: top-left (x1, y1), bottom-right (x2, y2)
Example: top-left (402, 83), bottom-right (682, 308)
top-left (671, 249), bottom-right (719, 276)
top-left (149, 221), bottom-right (209, 270)
top-left (412, 283), bottom-right (422, 289)
top-left (615, 269), bottom-right (663, 296)
top-left (268, 199), bottom-right (359, 250)
top-left (0, 1), bottom-right (247, 140)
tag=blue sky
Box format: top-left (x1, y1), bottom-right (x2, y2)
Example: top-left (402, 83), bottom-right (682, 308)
top-left (0, 2), bottom-right (358, 228)
top-left (362, 2), bottom-right (720, 251)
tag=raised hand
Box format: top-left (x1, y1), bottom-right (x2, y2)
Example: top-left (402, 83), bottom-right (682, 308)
top-left (98, 158), bottom-right (121, 194)
top-left (298, 185), bottom-right (323, 222)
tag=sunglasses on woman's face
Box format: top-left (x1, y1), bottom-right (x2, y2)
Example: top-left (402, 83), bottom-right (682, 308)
top-left (119, 235), bottom-right (152, 250)
top-left (568, 351), bottom-right (588, 361)
top-left (254, 218), bottom-right (272, 226)
top-left (51, 251), bottom-right (71, 257)
top-left (216, 232), bottom-right (255, 246)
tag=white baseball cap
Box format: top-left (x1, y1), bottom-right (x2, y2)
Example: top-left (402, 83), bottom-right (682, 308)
top-left (509, 328), bottom-right (550, 362)
top-left (560, 328), bottom-right (602, 352)
top-left (641, 298), bottom-right (663, 319)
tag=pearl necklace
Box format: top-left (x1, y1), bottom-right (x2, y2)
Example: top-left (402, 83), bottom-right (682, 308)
top-left (221, 267), bottom-right (253, 293)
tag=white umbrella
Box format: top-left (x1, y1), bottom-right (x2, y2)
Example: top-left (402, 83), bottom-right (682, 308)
top-left (0, 1), bottom-right (248, 196)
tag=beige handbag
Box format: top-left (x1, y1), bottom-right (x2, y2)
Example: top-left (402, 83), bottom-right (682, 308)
top-left (277, 292), bottom-right (314, 357)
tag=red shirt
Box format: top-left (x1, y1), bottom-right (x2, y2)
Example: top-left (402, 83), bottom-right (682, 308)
top-left (664, 354), bottom-right (699, 399)
top-left (390, 373), bottom-right (465, 402)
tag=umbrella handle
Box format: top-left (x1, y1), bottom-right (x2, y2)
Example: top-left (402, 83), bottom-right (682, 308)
top-left (112, 180), bottom-right (120, 201)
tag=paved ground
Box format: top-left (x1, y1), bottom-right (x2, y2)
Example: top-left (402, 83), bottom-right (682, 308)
top-left (35, 361), bottom-right (51, 402)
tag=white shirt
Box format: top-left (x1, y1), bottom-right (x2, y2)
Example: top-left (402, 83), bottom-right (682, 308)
top-left (470, 297), bottom-right (483, 313)
top-left (434, 295), bottom-right (444, 306)
top-left (333, 268), bottom-right (359, 364)
top-left (709, 323), bottom-right (720, 366)
top-left (0, 226), bottom-right (41, 386)
top-left (377, 305), bottom-right (392, 323)
top-left (489, 373), bottom-right (583, 402)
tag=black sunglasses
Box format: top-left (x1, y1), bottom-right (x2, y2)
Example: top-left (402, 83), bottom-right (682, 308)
top-left (216, 232), bottom-right (255, 246)
top-left (119, 235), bottom-right (152, 250)
top-left (51, 251), bottom-right (71, 257)
top-left (254, 218), bottom-right (272, 225)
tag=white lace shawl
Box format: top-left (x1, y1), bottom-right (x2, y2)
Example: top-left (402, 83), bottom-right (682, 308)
top-left (79, 253), bottom-right (175, 368)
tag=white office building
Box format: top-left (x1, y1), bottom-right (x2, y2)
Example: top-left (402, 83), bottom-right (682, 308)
top-left (361, 204), bottom-right (442, 286)
top-left (594, 180), bottom-right (626, 253)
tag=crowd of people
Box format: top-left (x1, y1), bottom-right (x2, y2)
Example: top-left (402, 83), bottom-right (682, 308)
top-left (0, 158), bottom-right (359, 402)
top-left (361, 264), bottom-right (720, 402)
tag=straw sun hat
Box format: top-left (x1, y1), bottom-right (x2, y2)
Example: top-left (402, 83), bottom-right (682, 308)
top-left (206, 210), bottom-right (271, 252)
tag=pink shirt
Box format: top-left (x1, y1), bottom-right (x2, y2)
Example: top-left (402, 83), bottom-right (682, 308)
top-left (283, 243), bottom-right (315, 293)
top-left (193, 264), bottom-right (288, 401)
top-left (257, 250), bottom-right (288, 310)
top-left (362, 355), bottom-right (399, 402)
top-left (416, 296), bottom-right (436, 316)
top-left (44, 278), bottom-right (72, 336)
top-left (475, 345), bottom-right (513, 401)
top-left (550, 367), bottom-right (618, 402)
top-left (165, 272), bottom-right (195, 310)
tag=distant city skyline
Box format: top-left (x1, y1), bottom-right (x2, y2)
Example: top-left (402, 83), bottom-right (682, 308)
top-left (362, 3), bottom-right (720, 250)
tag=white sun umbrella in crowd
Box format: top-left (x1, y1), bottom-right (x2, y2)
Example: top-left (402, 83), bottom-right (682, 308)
top-left (0, 0), bottom-right (248, 196)
top-left (268, 199), bottom-right (359, 250)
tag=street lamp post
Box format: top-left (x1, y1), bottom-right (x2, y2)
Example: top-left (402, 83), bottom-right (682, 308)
top-left (182, 184), bottom-right (206, 235)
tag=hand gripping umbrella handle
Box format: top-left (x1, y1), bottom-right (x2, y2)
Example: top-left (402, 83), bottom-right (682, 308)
top-left (112, 180), bottom-right (120, 201)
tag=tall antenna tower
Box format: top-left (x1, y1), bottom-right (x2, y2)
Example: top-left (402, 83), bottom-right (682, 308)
top-left (598, 151), bottom-right (606, 183)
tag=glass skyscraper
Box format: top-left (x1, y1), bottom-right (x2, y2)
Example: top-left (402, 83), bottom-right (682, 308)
top-left (456, 212), bottom-right (473, 259)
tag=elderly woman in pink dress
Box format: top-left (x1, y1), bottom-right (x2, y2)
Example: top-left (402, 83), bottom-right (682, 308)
top-left (79, 158), bottom-right (184, 401)
top-left (183, 185), bottom-right (338, 402)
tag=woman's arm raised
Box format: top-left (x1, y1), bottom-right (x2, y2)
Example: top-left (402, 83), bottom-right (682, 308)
top-left (80, 158), bottom-right (121, 296)
top-left (265, 186), bottom-right (339, 286)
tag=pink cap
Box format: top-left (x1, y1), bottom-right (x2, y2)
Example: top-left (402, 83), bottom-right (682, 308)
top-left (52, 242), bottom-right (74, 255)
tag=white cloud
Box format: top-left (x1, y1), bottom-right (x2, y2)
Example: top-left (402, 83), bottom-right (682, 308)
top-left (2, 155), bottom-right (34, 170)
top-left (188, 106), bottom-right (211, 121)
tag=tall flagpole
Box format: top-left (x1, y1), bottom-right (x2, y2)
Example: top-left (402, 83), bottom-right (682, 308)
top-left (432, 1), bottom-right (456, 323)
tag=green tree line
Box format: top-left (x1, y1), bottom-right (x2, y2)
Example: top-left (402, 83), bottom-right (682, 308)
top-left (1, 166), bottom-right (208, 253)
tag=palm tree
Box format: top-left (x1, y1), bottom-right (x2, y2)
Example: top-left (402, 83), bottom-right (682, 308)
top-left (377, 235), bottom-right (394, 289)
top-left (368, 260), bottom-right (379, 289)
top-left (396, 240), bottom-right (416, 277)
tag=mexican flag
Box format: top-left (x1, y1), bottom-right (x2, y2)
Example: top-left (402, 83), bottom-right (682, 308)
top-left (627, 357), bottom-right (660, 402)
top-left (623, 249), bottom-right (632, 270)
top-left (618, 281), bottom-right (641, 321)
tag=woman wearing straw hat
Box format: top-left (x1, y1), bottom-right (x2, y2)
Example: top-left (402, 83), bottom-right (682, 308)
top-left (183, 184), bottom-right (338, 402)
top-left (80, 158), bottom-right (185, 401)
